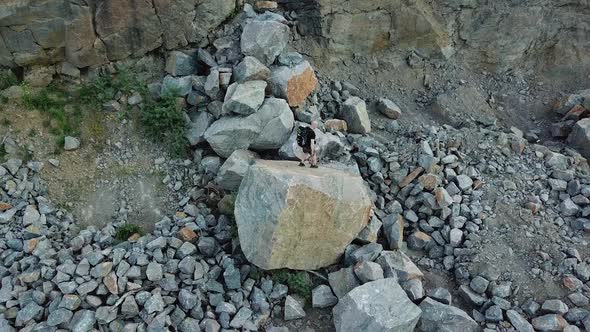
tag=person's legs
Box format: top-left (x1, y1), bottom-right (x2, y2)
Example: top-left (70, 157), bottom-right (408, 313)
top-left (299, 152), bottom-right (308, 166)
top-left (310, 149), bottom-right (318, 168)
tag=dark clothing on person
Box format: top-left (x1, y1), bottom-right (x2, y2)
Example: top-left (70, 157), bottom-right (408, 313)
top-left (297, 126), bottom-right (316, 153)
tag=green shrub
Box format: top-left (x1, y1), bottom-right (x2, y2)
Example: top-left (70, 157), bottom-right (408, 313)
top-left (115, 223), bottom-right (143, 241)
top-left (271, 270), bottom-right (313, 302)
top-left (0, 70), bottom-right (18, 91)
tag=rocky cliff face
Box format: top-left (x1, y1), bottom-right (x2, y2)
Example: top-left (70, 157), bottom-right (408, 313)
top-left (0, 0), bottom-right (236, 68)
top-left (281, 0), bottom-right (590, 73)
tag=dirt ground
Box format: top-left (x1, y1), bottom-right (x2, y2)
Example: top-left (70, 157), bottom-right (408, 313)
top-left (0, 104), bottom-right (174, 232)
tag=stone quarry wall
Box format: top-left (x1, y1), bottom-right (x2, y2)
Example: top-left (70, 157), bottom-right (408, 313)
top-left (281, 0), bottom-right (590, 72)
top-left (1, 0), bottom-right (589, 73)
top-left (0, 0), bottom-right (237, 68)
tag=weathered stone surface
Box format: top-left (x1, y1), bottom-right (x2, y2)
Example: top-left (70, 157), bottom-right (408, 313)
top-left (216, 150), bottom-right (260, 191)
top-left (186, 111), bottom-right (214, 146)
top-left (532, 314), bottom-right (568, 332)
top-left (376, 250), bottom-right (424, 281)
top-left (241, 18), bottom-right (290, 65)
top-left (284, 295), bottom-right (306, 320)
top-left (165, 51), bottom-right (197, 76)
top-left (235, 160), bottom-right (372, 270)
top-left (204, 116), bottom-right (262, 158)
top-left (222, 81), bottom-right (267, 115)
top-left (69, 310), bottom-right (96, 332)
top-left (234, 56), bottom-right (271, 82)
top-left (333, 278), bottom-right (421, 332)
top-left (568, 118), bottom-right (590, 158)
top-left (329, 267), bottom-right (361, 299)
top-left (325, 119), bottom-right (348, 132)
top-left (378, 98), bottom-right (402, 119)
top-left (250, 98), bottom-right (295, 150)
top-left (382, 214), bottom-right (404, 249)
top-left (312, 285), bottom-right (338, 308)
top-left (269, 61), bottom-right (318, 107)
top-left (507, 310), bottom-right (535, 332)
top-left (418, 297), bottom-right (478, 332)
top-left (339, 97), bottom-right (371, 134)
top-left (161, 75), bottom-right (192, 96)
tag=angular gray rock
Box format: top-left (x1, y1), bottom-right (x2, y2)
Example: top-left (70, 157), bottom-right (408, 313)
top-left (353, 261), bottom-right (384, 283)
top-left (204, 116), bottom-right (262, 158)
top-left (161, 75), bottom-right (192, 96)
top-left (249, 98), bottom-right (295, 150)
top-left (216, 150), bottom-right (260, 191)
top-left (284, 295), bottom-right (306, 320)
top-left (186, 111), bottom-right (214, 146)
top-left (376, 250), bottom-right (424, 281)
top-left (339, 97), bottom-right (371, 134)
top-left (64, 136), bottom-right (80, 151)
top-left (382, 214), bottom-right (404, 249)
top-left (234, 56), bottom-right (271, 82)
top-left (418, 297), bottom-right (478, 332)
top-left (312, 285), bottom-right (338, 308)
top-left (333, 278), bottom-right (422, 332)
top-left (241, 18), bottom-right (290, 65)
top-left (165, 51), bottom-right (197, 76)
top-left (222, 81), bottom-right (267, 115)
top-left (69, 310), bottom-right (96, 332)
top-left (507, 310), bottom-right (535, 332)
top-left (329, 267), bottom-right (361, 298)
top-left (568, 118), bottom-right (590, 158)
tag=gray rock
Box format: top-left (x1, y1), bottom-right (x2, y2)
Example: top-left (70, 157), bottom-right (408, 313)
top-left (470, 276), bottom-right (490, 294)
top-left (353, 261), bottom-right (384, 283)
top-left (350, 242), bottom-right (383, 264)
top-left (216, 150), bottom-right (259, 191)
top-left (234, 56), bottom-right (270, 82)
top-left (377, 98), bottom-right (402, 119)
top-left (339, 97), bottom-right (371, 134)
top-left (485, 305), bottom-right (503, 322)
top-left (455, 175), bottom-right (473, 191)
top-left (507, 310), bottom-right (534, 332)
top-left (376, 250), bottom-right (424, 281)
top-left (121, 296), bottom-right (139, 317)
top-left (249, 98), bottom-right (294, 150)
top-left (69, 310), bottom-right (96, 332)
top-left (532, 314), bottom-right (568, 332)
top-left (161, 75), bottom-right (192, 96)
top-left (284, 295), bottom-right (306, 320)
top-left (312, 285), bottom-right (338, 308)
top-left (16, 302), bottom-right (43, 326)
top-left (64, 136), bottom-right (80, 151)
top-left (47, 308), bottom-right (73, 326)
top-left (328, 267), bottom-right (361, 298)
top-left (402, 278), bottom-right (424, 301)
top-left (200, 156), bottom-right (221, 175)
top-left (333, 278), bottom-right (421, 332)
top-left (223, 264), bottom-right (241, 290)
top-left (560, 198), bottom-right (580, 216)
top-left (230, 307), bottom-right (253, 329)
top-left (204, 69), bottom-right (220, 99)
top-left (165, 51), bottom-right (196, 76)
top-left (568, 118), bottom-right (590, 158)
top-left (204, 116), bottom-right (261, 158)
top-left (418, 297), bottom-right (478, 332)
top-left (144, 293), bottom-right (165, 314)
top-left (427, 287), bottom-right (452, 305)
top-left (222, 80), bottom-right (267, 115)
top-left (179, 317), bottom-right (201, 332)
top-left (383, 214), bottom-right (404, 250)
top-left (146, 262), bottom-right (163, 281)
top-left (186, 111), bottom-right (214, 146)
top-left (241, 19), bottom-right (289, 65)
top-left (95, 306), bottom-right (117, 324)
top-left (178, 289), bottom-right (199, 310)
top-left (542, 299), bottom-right (568, 314)
top-left (459, 285), bottom-right (487, 306)
top-left (197, 237), bottom-right (217, 257)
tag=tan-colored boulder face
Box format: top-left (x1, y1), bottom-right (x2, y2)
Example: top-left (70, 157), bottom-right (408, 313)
top-left (285, 63), bottom-right (318, 107)
top-left (314, 0), bottom-right (452, 58)
top-left (235, 160), bottom-right (372, 270)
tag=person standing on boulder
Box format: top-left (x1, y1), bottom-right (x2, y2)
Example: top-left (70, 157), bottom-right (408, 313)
top-left (297, 121), bottom-right (318, 168)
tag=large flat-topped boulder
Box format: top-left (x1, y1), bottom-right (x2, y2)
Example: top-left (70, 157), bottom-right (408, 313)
top-left (235, 160), bottom-right (372, 270)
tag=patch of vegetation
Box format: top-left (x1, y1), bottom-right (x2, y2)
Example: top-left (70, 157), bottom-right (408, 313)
top-left (0, 70), bottom-right (18, 91)
top-left (21, 83), bottom-right (82, 148)
top-left (79, 70), bottom-right (189, 158)
top-left (271, 270), bottom-right (313, 302)
top-left (140, 91), bottom-right (188, 158)
top-left (1, 118), bottom-right (10, 127)
top-left (115, 223), bottom-right (143, 241)
top-left (0, 145), bottom-right (6, 163)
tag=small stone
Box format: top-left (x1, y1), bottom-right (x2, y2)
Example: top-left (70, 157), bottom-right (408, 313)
top-left (69, 310), bottom-right (96, 332)
top-left (542, 299), bottom-right (568, 314)
top-left (353, 261), bottom-right (384, 283)
top-left (377, 98), bottom-right (402, 119)
top-left (312, 285), bottom-right (338, 308)
top-left (64, 136), bottom-right (80, 151)
top-left (506, 310), bottom-right (534, 332)
top-left (485, 305), bottom-right (503, 322)
top-left (284, 295), bottom-right (306, 320)
top-left (532, 314), bottom-right (568, 332)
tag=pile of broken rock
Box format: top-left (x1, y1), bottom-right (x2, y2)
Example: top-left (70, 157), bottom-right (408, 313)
top-left (551, 90), bottom-right (590, 158)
